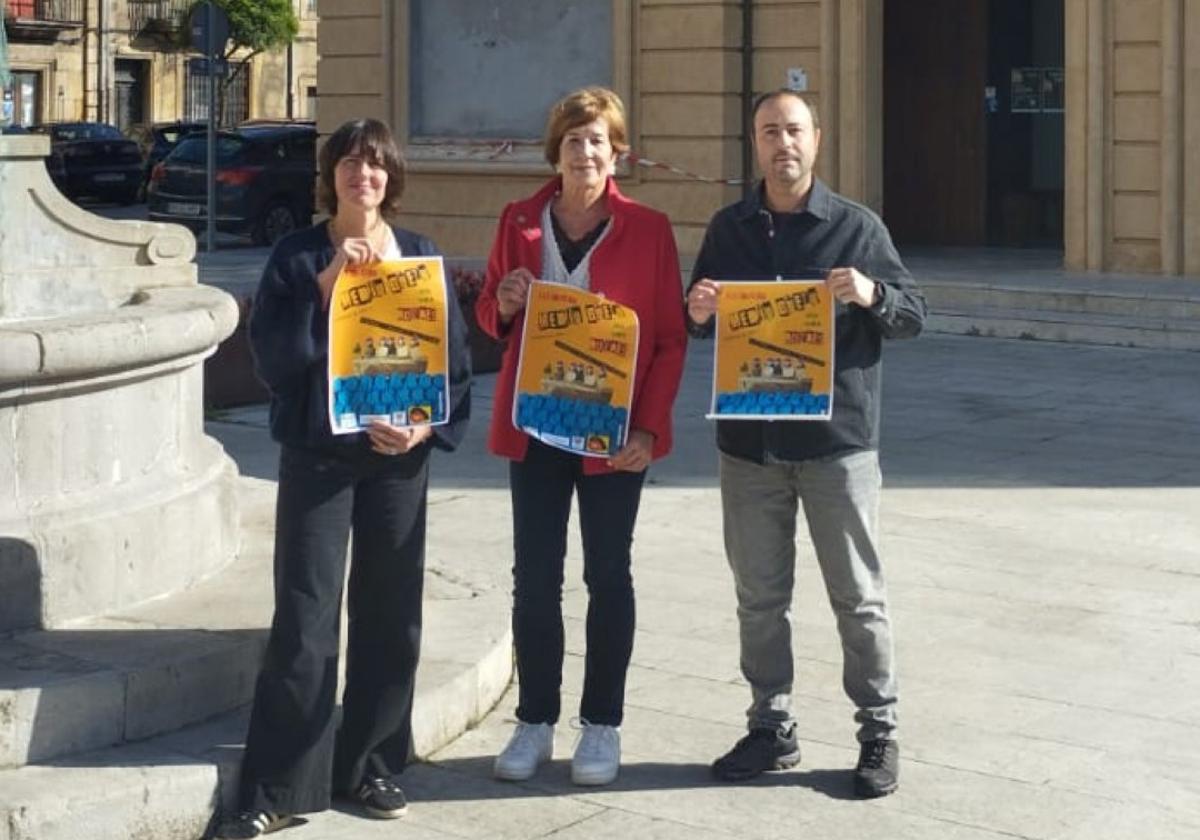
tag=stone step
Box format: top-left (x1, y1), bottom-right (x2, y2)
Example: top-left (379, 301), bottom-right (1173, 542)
top-left (0, 602), bottom-right (511, 840)
top-left (0, 468), bottom-right (513, 840)
top-left (921, 278), bottom-right (1200, 322)
top-left (0, 477), bottom-right (513, 772)
top-left (926, 306), bottom-right (1200, 351)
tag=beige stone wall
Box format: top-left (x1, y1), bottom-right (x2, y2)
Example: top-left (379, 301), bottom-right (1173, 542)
top-left (1065, 0), bottom-right (1200, 273)
top-left (317, 0), bottom-right (837, 260)
top-left (5, 1), bottom-right (318, 126)
top-left (319, 0), bottom-right (1195, 274)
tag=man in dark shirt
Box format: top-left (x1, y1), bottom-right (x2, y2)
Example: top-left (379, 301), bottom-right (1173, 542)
top-left (685, 89), bottom-right (926, 798)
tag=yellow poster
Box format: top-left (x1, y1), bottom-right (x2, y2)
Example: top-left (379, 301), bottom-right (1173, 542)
top-left (327, 257), bottom-right (451, 434)
top-left (708, 280), bottom-right (835, 421)
top-left (514, 281), bottom-right (640, 458)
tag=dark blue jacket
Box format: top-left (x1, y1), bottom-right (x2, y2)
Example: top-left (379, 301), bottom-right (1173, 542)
top-left (688, 180), bottom-right (925, 462)
top-left (249, 221), bottom-right (471, 455)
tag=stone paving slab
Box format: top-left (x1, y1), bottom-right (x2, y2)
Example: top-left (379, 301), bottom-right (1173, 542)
top-left (8, 226), bottom-right (1200, 840)
top-left (166, 333), bottom-right (1200, 840)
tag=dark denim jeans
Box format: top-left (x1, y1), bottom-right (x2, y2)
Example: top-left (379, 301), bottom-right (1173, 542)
top-left (238, 444), bottom-right (429, 815)
top-left (509, 440), bottom-right (646, 727)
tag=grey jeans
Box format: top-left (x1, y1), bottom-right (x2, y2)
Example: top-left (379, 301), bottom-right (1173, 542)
top-left (719, 449), bottom-right (897, 742)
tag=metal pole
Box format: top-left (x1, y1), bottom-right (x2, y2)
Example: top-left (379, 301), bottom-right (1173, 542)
top-left (286, 41), bottom-right (294, 119)
top-left (741, 0), bottom-right (754, 199)
top-left (205, 2), bottom-right (216, 252)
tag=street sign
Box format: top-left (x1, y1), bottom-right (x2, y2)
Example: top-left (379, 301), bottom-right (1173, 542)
top-left (188, 2), bottom-right (230, 57)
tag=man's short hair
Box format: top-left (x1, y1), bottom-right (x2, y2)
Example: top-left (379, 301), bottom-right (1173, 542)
top-left (751, 89), bottom-right (820, 132)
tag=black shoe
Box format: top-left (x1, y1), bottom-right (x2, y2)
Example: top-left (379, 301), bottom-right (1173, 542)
top-left (213, 810), bottom-right (293, 839)
top-left (711, 725), bottom-right (801, 781)
top-left (854, 739), bottom-right (899, 798)
top-left (352, 775), bottom-right (408, 819)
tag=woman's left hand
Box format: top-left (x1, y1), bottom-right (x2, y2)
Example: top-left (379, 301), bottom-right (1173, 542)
top-left (367, 421), bottom-right (432, 456)
top-left (607, 428), bottom-right (654, 472)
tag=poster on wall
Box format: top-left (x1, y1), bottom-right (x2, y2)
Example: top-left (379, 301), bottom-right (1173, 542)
top-left (513, 281), bottom-right (640, 458)
top-left (707, 280), bottom-right (835, 421)
top-left (326, 257), bottom-right (452, 434)
top-left (1041, 68), bottom-right (1065, 112)
top-left (1011, 67), bottom-right (1043, 112)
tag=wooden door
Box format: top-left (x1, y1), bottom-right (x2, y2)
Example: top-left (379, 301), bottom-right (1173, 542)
top-left (883, 0), bottom-right (988, 246)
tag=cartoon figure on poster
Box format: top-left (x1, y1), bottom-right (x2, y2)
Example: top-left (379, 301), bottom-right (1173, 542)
top-left (327, 257), bottom-right (451, 433)
top-left (708, 280), bottom-right (835, 420)
top-left (513, 282), bottom-right (640, 457)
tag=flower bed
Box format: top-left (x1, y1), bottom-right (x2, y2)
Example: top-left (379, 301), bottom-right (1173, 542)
top-left (449, 264), bottom-right (504, 374)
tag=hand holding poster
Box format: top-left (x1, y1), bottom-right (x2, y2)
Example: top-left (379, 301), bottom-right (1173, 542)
top-left (707, 280), bottom-right (835, 421)
top-left (513, 281), bottom-right (639, 457)
top-left (327, 257), bottom-right (451, 434)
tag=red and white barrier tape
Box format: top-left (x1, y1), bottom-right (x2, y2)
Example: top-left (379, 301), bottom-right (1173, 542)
top-left (621, 151), bottom-right (744, 186)
top-left (411, 140), bottom-right (743, 185)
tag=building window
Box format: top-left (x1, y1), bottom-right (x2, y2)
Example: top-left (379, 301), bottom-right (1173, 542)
top-left (403, 0), bottom-right (629, 168)
top-left (305, 85), bottom-right (317, 119)
top-left (2, 71), bottom-right (41, 127)
top-left (184, 60), bottom-right (249, 125)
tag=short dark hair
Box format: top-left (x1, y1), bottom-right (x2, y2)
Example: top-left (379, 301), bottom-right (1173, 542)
top-left (543, 87), bottom-right (629, 167)
top-left (316, 118), bottom-right (406, 217)
top-left (751, 89), bottom-right (820, 132)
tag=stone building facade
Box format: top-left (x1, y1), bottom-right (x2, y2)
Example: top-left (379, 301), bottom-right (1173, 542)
top-left (3, 0), bottom-right (319, 132)
top-left (316, 0), bottom-right (1199, 276)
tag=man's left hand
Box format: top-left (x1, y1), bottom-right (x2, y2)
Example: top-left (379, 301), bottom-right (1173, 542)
top-left (608, 428), bottom-right (655, 473)
top-left (826, 267), bottom-right (878, 308)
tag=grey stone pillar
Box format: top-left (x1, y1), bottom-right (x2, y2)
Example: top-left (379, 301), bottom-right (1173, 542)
top-left (0, 135), bottom-right (241, 631)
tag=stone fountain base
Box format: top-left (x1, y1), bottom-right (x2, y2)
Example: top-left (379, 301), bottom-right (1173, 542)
top-left (0, 136), bottom-right (241, 632)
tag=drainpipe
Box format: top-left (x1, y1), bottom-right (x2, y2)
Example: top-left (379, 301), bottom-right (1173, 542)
top-left (286, 41), bottom-right (294, 118)
top-left (741, 0), bottom-right (754, 198)
top-left (97, 0), bottom-right (108, 122)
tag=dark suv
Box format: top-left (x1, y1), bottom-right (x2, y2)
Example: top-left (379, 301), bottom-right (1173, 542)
top-left (147, 122), bottom-right (316, 245)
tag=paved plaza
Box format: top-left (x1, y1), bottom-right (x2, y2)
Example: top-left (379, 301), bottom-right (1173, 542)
top-left (209, 324), bottom-right (1200, 840)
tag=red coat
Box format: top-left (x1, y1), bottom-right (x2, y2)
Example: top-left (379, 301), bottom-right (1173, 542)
top-left (475, 176), bottom-right (688, 475)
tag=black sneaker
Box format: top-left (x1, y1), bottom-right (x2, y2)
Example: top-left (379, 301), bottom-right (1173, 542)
top-left (213, 810), bottom-right (293, 839)
top-left (353, 775), bottom-right (408, 819)
top-left (854, 739), bottom-right (899, 798)
top-left (711, 725), bottom-right (802, 781)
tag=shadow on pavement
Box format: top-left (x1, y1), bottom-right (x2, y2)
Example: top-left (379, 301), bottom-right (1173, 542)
top-left (400, 756), bottom-right (861, 802)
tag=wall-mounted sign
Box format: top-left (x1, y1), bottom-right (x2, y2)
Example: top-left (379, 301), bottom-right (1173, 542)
top-left (1010, 67), bottom-right (1064, 114)
top-left (1011, 67), bottom-right (1042, 112)
top-left (1041, 68), bottom-right (1065, 112)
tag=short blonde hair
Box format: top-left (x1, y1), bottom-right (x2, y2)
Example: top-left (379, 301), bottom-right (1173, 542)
top-left (543, 86), bottom-right (629, 167)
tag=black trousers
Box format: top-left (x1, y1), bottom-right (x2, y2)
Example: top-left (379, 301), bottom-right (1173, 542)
top-left (238, 445), bottom-right (428, 815)
top-left (509, 439), bottom-right (646, 727)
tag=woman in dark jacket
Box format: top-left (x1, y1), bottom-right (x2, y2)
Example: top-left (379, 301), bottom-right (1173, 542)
top-left (215, 119), bottom-right (470, 839)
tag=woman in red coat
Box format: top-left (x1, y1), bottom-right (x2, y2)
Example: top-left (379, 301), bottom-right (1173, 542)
top-left (475, 87), bottom-right (687, 787)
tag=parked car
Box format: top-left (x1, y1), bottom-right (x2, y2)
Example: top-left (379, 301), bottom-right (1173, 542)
top-left (147, 122), bottom-right (316, 245)
top-left (28, 122), bottom-right (143, 205)
top-left (129, 120), bottom-right (206, 200)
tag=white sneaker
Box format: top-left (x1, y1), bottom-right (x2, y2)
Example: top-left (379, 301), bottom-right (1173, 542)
top-left (571, 720), bottom-right (620, 786)
top-left (493, 721), bottom-right (554, 781)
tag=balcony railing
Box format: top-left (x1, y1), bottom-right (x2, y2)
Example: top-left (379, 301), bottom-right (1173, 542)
top-left (127, 0), bottom-right (191, 38)
top-left (4, 0), bottom-right (85, 27)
